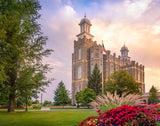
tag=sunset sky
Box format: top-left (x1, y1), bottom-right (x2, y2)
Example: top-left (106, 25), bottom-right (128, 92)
top-left (38, 0), bottom-right (160, 102)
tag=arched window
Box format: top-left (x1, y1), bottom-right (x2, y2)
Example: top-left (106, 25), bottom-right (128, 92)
top-left (78, 65), bottom-right (82, 79)
top-left (78, 48), bottom-right (81, 60)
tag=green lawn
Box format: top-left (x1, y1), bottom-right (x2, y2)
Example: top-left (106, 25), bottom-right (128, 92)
top-left (50, 107), bottom-right (93, 110)
top-left (0, 111), bottom-right (97, 126)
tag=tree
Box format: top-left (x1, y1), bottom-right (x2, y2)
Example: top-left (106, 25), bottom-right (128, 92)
top-left (148, 85), bottom-right (158, 104)
top-left (88, 64), bottom-right (102, 95)
top-left (75, 91), bottom-right (83, 108)
top-left (54, 81), bottom-right (70, 107)
top-left (75, 88), bottom-right (96, 108)
top-left (32, 100), bottom-right (39, 104)
top-left (17, 68), bottom-right (49, 111)
top-left (16, 97), bottom-right (25, 107)
top-left (0, 94), bottom-right (8, 107)
top-left (43, 100), bottom-right (52, 107)
top-left (105, 70), bottom-right (141, 96)
top-left (0, 0), bottom-right (52, 112)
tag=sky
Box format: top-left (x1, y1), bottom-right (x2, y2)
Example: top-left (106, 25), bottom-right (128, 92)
top-left (38, 0), bottom-right (160, 102)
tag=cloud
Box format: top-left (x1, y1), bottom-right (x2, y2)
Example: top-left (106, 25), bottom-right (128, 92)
top-left (152, 24), bottom-right (160, 35)
top-left (38, 0), bottom-right (160, 102)
top-left (91, 19), bottom-right (160, 92)
top-left (124, 0), bottom-right (152, 19)
top-left (38, 4), bottom-right (80, 102)
top-left (145, 68), bottom-right (160, 91)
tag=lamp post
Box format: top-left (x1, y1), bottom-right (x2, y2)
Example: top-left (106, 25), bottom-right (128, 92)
top-left (41, 93), bottom-right (43, 106)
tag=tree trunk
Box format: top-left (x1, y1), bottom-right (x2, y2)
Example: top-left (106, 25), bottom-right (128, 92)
top-left (8, 94), bottom-right (15, 112)
top-left (8, 67), bottom-right (17, 113)
top-left (25, 97), bottom-right (28, 111)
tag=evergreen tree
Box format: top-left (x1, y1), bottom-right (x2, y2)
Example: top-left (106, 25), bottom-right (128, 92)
top-left (54, 81), bottom-right (70, 107)
top-left (148, 85), bottom-right (158, 104)
top-left (88, 64), bottom-right (102, 95)
top-left (0, 0), bottom-right (52, 112)
top-left (105, 70), bottom-right (141, 96)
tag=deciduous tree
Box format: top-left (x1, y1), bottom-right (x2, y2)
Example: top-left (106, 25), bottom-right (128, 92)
top-left (43, 100), bottom-right (52, 107)
top-left (75, 88), bottom-right (96, 108)
top-left (75, 91), bottom-right (83, 107)
top-left (105, 70), bottom-right (141, 96)
top-left (0, 0), bottom-right (52, 112)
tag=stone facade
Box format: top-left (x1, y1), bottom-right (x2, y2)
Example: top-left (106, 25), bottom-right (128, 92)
top-left (72, 16), bottom-right (145, 105)
top-left (142, 92), bottom-right (160, 103)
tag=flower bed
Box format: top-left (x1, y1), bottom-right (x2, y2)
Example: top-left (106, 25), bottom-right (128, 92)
top-left (79, 105), bottom-right (158, 126)
top-left (0, 106), bottom-right (8, 109)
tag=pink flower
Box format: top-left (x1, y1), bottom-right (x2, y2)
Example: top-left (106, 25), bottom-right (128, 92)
top-left (96, 109), bottom-right (101, 113)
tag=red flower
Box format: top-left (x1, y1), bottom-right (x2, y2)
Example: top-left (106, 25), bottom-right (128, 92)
top-left (96, 109), bottom-right (101, 113)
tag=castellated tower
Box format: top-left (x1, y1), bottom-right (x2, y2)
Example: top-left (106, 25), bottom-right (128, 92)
top-left (72, 16), bottom-right (145, 105)
top-left (72, 16), bottom-right (103, 105)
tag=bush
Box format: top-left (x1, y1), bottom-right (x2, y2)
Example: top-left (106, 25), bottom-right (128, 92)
top-left (0, 106), bottom-right (8, 109)
top-left (79, 105), bottom-right (156, 126)
top-left (32, 104), bottom-right (41, 109)
top-left (43, 100), bottom-right (53, 107)
top-left (140, 103), bottom-right (160, 123)
top-left (79, 116), bottom-right (98, 126)
top-left (90, 91), bottom-right (143, 112)
top-left (16, 106), bottom-right (24, 109)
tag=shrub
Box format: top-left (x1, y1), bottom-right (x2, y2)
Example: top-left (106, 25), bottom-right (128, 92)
top-left (79, 105), bottom-right (156, 126)
top-left (32, 104), bottom-right (41, 109)
top-left (90, 91), bottom-right (143, 112)
top-left (79, 116), bottom-right (98, 126)
top-left (140, 103), bottom-right (160, 123)
top-left (0, 106), bottom-right (8, 109)
top-left (16, 106), bottom-right (24, 109)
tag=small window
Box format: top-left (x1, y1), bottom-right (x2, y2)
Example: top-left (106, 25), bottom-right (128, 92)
top-left (78, 48), bottom-right (81, 60)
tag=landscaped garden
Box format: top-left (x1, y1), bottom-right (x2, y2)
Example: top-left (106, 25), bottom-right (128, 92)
top-left (1, 92), bottom-right (160, 126)
top-left (78, 91), bottom-right (160, 126)
top-left (1, 104), bottom-right (160, 126)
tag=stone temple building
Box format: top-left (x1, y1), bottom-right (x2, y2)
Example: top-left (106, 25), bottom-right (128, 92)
top-left (72, 16), bottom-right (145, 105)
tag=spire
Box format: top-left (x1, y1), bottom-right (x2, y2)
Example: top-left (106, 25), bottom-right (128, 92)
top-left (77, 15), bottom-right (94, 39)
top-left (84, 12), bottom-right (86, 18)
top-left (120, 44), bottom-right (129, 60)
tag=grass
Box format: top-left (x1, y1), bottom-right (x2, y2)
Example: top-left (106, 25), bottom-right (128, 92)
top-left (0, 108), bottom-right (41, 110)
top-left (50, 107), bottom-right (93, 110)
top-left (0, 111), bottom-right (97, 126)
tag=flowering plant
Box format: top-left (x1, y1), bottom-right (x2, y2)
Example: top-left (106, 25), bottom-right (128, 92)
top-left (79, 105), bottom-right (156, 126)
top-left (140, 103), bottom-right (160, 123)
top-left (79, 116), bottom-right (99, 126)
top-left (0, 106), bottom-right (8, 109)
